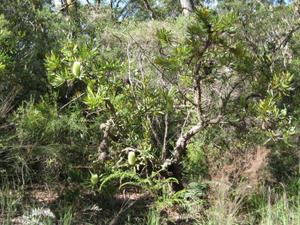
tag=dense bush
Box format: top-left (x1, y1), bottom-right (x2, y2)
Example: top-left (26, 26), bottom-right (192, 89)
top-left (0, 0), bottom-right (299, 224)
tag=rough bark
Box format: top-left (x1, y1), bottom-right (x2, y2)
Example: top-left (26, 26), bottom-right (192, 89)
top-left (142, 0), bottom-right (156, 20)
top-left (66, 0), bottom-right (77, 16)
top-left (180, 0), bottom-right (194, 15)
top-left (162, 115), bottom-right (222, 191)
top-left (95, 0), bottom-right (101, 7)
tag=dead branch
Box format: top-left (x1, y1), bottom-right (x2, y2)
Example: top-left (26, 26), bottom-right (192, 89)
top-left (162, 113), bottom-right (169, 160)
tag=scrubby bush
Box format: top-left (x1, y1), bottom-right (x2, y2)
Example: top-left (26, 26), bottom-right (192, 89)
top-left (0, 0), bottom-right (299, 224)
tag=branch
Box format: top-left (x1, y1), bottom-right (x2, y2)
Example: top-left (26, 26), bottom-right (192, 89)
top-left (163, 114), bottom-right (222, 168)
top-left (109, 200), bottom-right (136, 225)
top-left (162, 113), bottom-right (169, 160)
top-left (60, 93), bottom-right (85, 111)
top-left (104, 98), bottom-right (117, 116)
top-left (126, 32), bottom-right (197, 107)
top-left (192, 39), bottom-right (212, 120)
top-left (142, 0), bottom-right (156, 20)
top-left (220, 77), bottom-right (246, 114)
top-left (274, 23), bottom-right (300, 52)
top-left (194, 75), bottom-right (202, 120)
top-left (148, 116), bottom-right (162, 148)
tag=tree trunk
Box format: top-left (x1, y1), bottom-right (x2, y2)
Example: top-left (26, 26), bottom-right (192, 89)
top-left (142, 0), bottom-right (156, 20)
top-left (162, 116), bottom-right (222, 191)
top-left (96, 0), bottom-right (101, 7)
top-left (66, 0), bottom-right (77, 16)
top-left (180, 0), bottom-right (194, 15)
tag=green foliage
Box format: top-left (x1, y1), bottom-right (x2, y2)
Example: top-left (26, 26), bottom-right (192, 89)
top-left (61, 207), bottom-right (73, 225)
top-left (0, 15), bottom-right (11, 75)
top-left (259, 192), bottom-right (300, 225)
top-left (146, 209), bottom-right (160, 225)
top-left (256, 71), bottom-right (296, 144)
top-left (14, 100), bottom-right (87, 144)
top-left (0, 187), bottom-right (21, 224)
top-left (184, 140), bottom-right (208, 180)
top-left (98, 168), bottom-right (178, 198)
top-left (0, 0), bottom-right (299, 224)
top-left (0, 0), bottom-right (57, 101)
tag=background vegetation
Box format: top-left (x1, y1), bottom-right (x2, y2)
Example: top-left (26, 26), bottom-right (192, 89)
top-left (0, 0), bottom-right (299, 224)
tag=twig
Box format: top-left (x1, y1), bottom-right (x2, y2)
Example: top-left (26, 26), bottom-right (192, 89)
top-left (108, 200), bottom-right (136, 225)
top-left (162, 113), bottom-right (168, 160)
top-left (60, 93), bottom-right (85, 111)
top-left (274, 23), bottom-right (300, 52)
top-left (148, 116), bottom-right (162, 148)
top-left (180, 110), bottom-right (191, 137)
top-left (142, 0), bottom-right (156, 20)
top-left (127, 42), bottom-right (132, 85)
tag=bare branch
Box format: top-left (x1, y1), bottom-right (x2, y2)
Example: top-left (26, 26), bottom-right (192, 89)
top-left (274, 23), bottom-right (300, 52)
top-left (162, 113), bottom-right (169, 160)
top-left (148, 116), bottom-right (162, 148)
top-left (142, 0), bottom-right (156, 20)
top-left (163, 114), bottom-right (222, 167)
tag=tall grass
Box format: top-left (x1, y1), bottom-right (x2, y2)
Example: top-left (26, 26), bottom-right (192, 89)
top-left (260, 190), bottom-right (300, 225)
top-left (195, 179), bottom-right (300, 225)
top-left (61, 207), bottom-right (73, 225)
top-left (146, 209), bottom-right (160, 225)
top-left (0, 187), bottom-right (21, 224)
top-left (197, 181), bottom-right (247, 225)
